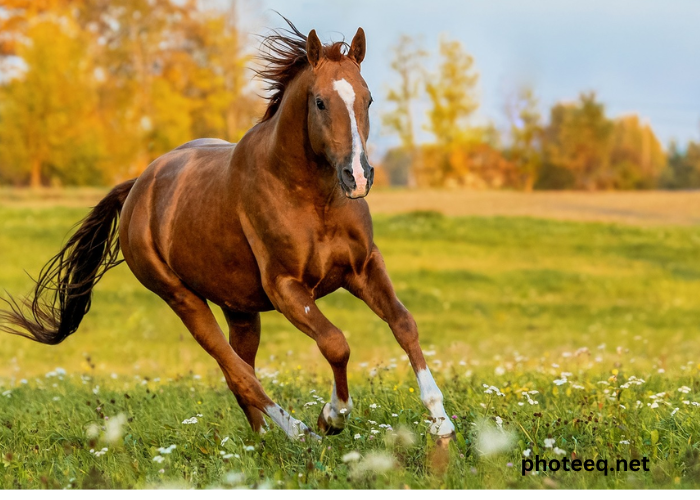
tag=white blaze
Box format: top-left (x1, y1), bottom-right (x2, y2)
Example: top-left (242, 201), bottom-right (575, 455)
top-left (332, 78), bottom-right (367, 195)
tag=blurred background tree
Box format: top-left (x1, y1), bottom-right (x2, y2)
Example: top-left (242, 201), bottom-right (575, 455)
top-left (0, 0), bottom-right (258, 186)
top-left (0, 4), bottom-right (698, 191)
top-left (381, 35), bottom-right (427, 187)
top-left (504, 87), bottom-right (544, 191)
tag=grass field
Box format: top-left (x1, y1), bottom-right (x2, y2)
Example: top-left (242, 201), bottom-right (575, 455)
top-left (1, 192), bottom-right (700, 488)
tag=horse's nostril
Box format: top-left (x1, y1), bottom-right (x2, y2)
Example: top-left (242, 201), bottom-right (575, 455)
top-left (342, 167), bottom-right (355, 187)
top-left (368, 166), bottom-right (375, 184)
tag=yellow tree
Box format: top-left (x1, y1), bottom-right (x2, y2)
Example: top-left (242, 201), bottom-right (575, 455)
top-left (425, 36), bottom-right (479, 147)
top-left (543, 93), bottom-right (613, 190)
top-left (0, 19), bottom-right (105, 186)
top-left (608, 115), bottom-right (665, 189)
top-left (418, 36), bottom-right (480, 186)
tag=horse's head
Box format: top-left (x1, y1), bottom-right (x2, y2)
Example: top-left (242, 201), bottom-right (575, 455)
top-left (305, 29), bottom-right (374, 199)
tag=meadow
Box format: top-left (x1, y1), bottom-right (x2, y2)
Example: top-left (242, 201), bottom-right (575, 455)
top-left (1, 190), bottom-right (700, 489)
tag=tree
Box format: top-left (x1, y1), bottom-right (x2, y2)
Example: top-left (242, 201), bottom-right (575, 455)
top-left (505, 87), bottom-right (544, 190)
top-left (0, 19), bottom-right (105, 186)
top-left (382, 35), bottom-right (427, 151)
top-left (662, 140), bottom-right (700, 189)
top-left (0, 0), bottom-right (259, 185)
top-left (542, 92), bottom-right (613, 190)
top-left (608, 115), bottom-right (665, 189)
top-left (425, 36), bottom-right (479, 146)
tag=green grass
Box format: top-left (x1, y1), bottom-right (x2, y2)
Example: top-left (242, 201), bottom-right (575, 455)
top-left (1, 206), bottom-right (700, 488)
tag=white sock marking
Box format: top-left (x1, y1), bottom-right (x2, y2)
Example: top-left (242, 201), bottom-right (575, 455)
top-left (416, 368), bottom-right (455, 437)
top-left (265, 404), bottom-right (317, 440)
top-left (332, 78), bottom-right (367, 196)
top-left (322, 383), bottom-right (353, 428)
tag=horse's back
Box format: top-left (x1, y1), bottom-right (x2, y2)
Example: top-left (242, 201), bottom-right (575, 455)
top-left (173, 138), bottom-right (235, 150)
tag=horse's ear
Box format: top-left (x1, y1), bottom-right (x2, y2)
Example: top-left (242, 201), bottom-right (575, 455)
top-left (349, 27), bottom-right (366, 65)
top-left (307, 29), bottom-right (322, 68)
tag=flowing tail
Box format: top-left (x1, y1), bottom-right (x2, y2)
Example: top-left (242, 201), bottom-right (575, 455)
top-left (0, 179), bottom-right (137, 345)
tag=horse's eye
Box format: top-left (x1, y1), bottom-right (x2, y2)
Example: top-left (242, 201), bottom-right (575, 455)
top-left (316, 98), bottom-right (325, 110)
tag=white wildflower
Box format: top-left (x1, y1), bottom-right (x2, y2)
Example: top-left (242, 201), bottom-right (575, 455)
top-left (354, 433), bottom-right (362, 440)
top-left (153, 455), bottom-right (165, 463)
top-left (553, 447), bottom-right (566, 456)
top-left (350, 452), bottom-right (395, 477)
top-left (182, 417), bottom-right (198, 425)
top-left (105, 413), bottom-right (128, 443)
top-left (544, 438), bottom-right (555, 448)
top-left (223, 472), bottom-right (245, 486)
top-left (86, 423), bottom-right (100, 439)
top-left (342, 451), bottom-right (362, 463)
top-left (474, 419), bottom-right (515, 456)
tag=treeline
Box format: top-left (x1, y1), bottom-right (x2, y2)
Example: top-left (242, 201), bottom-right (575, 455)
top-left (1, 3), bottom-right (698, 190)
top-left (380, 37), bottom-right (700, 190)
top-left (0, 0), bottom-right (258, 187)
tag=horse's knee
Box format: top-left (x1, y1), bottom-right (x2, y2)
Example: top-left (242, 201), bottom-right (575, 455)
top-left (317, 329), bottom-right (350, 367)
top-left (393, 310), bottom-right (419, 348)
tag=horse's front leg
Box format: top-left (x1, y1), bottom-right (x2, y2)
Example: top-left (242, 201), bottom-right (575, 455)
top-left (347, 248), bottom-right (456, 440)
top-left (265, 276), bottom-right (353, 435)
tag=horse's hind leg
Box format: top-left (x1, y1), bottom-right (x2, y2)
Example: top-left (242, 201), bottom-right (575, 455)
top-left (222, 309), bottom-right (267, 433)
top-left (164, 289), bottom-right (318, 439)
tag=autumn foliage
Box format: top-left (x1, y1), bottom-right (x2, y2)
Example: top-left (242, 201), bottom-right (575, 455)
top-left (381, 36), bottom-right (700, 191)
top-left (0, 3), bottom-right (698, 190)
top-left (0, 0), bottom-right (258, 187)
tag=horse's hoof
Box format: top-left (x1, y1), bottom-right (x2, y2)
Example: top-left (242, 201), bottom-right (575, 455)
top-left (435, 431), bottom-right (456, 450)
top-left (317, 403), bottom-right (344, 436)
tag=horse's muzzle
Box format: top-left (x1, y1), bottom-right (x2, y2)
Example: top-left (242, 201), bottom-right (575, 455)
top-left (339, 158), bottom-right (374, 199)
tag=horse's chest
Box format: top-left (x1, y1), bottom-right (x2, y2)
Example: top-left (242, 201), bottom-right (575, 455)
top-left (301, 234), bottom-right (364, 295)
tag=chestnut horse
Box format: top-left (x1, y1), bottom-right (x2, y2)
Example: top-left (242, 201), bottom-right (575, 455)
top-left (0, 19), bottom-right (455, 441)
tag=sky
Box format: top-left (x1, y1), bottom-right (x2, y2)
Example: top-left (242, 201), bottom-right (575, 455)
top-left (240, 0), bottom-right (700, 152)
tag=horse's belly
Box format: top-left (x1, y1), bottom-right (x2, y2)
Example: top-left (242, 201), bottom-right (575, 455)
top-left (167, 232), bottom-right (274, 313)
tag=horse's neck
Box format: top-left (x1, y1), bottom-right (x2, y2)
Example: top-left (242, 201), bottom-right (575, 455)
top-left (263, 73), bottom-right (340, 203)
